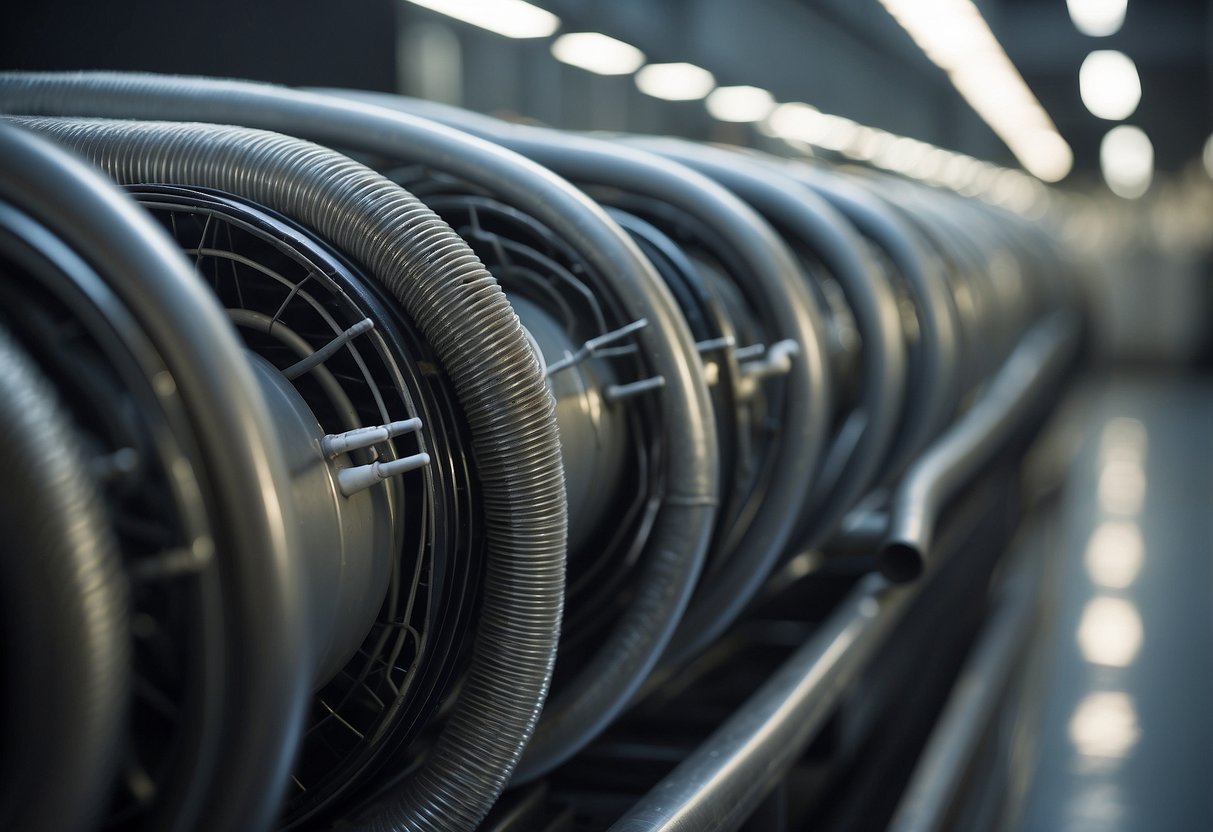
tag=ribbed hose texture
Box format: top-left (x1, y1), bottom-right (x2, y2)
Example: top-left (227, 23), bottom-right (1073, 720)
top-left (0, 323), bottom-right (129, 832)
top-left (0, 74), bottom-right (723, 784)
top-left (10, 117), bottom-right (566, 832)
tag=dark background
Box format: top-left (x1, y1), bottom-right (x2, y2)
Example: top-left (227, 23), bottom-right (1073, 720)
top-left (2, 0), bottom-right (1209, 180)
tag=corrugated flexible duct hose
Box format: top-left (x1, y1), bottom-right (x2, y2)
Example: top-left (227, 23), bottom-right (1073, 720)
top-left (0, 69), bottom-right (717, 792)
top-left (8, 115), bottom-right (567, 832)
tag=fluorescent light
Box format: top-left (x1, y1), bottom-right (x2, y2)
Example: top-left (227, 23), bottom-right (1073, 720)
top-left (635, 62), bottom-right (715, 101)
top-left (1015, 130), bottom-right (1074, 184)
top-left (879, 0), bottom-right (1072, 182)
top-left (765, 102), bottom-right (822, 138)
top-left (1099, 456), bottom-right (1147, 512)
top-left (1080, 51), bottom-right (1141, 120)
top-left (940, 153), bottom-right (982, 190)
top-left (1101, 416), bottom-right (1147, 457)
top-left (765, 102), bottom-right (858, 150)
top-left (873, 136), bottom-right (931, 173)
top-left (705, 85), bottom-right (776, 123)
top-left (1101, 124), bottom-right (1153, 199)
top-left (1204, 134), bottom-right (1213, 179)
top-left (551, 32), bottom-right (645, 76)
top-left (766, 100), bottom-right (1046, 211)
top-left (402, 0), bottom-right (559, 39)
top-left (1067, 0), bottom-right (1128, 37)
top-left (842, 126), bottom-right (890, 162)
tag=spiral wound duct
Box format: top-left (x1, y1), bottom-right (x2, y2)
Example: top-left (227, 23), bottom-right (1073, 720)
top-left (8, 115), bottom-right (567, 832)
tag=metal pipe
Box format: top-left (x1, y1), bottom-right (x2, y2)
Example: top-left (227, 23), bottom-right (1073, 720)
top-left (885, 543), bottom-right (1041, 832)
top-left (781, 165), bottom-right (964, 479)
top-left (621, 137), bottom-right (909, 547)
top-left (607, 572), bottom-right (912, 832)
top-left (608, 452), bottom-right (1014, 832)
top-left (0, 70), bottom-right (720, 790)
top-left (880, 312), bottom-right (1079, 583)
top-left (323, 91), bottom-right (835, 666)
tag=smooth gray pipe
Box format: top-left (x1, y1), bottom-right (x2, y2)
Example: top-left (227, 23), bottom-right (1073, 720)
top-left (779, 163), bottom-right (965, 479)
top-left (0, 318), bottom-right (128, 832)
top-left (623, 136), bottom-right (908, 546)
top-left (608, 573), bottom-right (913, 832)
top-left (880, 312), bottom-right (1079, 583)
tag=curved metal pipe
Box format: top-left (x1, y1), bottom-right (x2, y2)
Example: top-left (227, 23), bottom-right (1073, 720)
top-left (12, 114), bottom-right (567, 832)
top-left (0, 317), bottom-right (128, 832)
top-left (609, 573), bottom-right (912, 832)
top-left (0, 118), bottom-right (308, 832)
top-left (343, 92), bottom-right (834, 667)
top-left (606, 456), bottom-right (1016, 832)
top-left (859, 176), bottom-right (1022, 392)
top-left (624, 137), bottom-right (908, 545)
top-left (880, 312), bottom-right (1080, 583)
top-left (778, 164), bottom-right (964, 479)
top-left (0, 70), bottom-right (720, 788)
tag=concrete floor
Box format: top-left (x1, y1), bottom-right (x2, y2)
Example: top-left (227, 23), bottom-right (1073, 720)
top-left (1015, 375), bottom-right (1213, 831)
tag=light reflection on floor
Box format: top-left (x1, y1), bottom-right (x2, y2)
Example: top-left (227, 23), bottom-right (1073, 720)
top-left (1015, 378), bottom-right (1213, 832)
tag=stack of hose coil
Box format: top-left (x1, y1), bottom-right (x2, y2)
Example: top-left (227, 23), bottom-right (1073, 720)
top-left (0, 71), bottom-right (1084, 832)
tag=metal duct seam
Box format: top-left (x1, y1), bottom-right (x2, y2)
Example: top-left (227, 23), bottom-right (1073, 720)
top-left (9, 115), bottom-right (566, 832)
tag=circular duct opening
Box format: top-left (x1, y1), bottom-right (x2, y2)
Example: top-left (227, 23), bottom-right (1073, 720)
top-left (129, 185), bottom-right (482, 827)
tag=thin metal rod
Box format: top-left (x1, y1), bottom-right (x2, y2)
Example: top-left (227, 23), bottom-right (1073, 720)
top-left (605, 376), bottom-right (666, 403)
top-left (694, 335), bottom-right (735, 354)
top-left (281, 317), bottom-right (373, 380)
top-left (739, 338), bottom-right (800, 381)
top-left (336, 452), bottom-right (431, 497)
top-left (544, 317), bottom-right (648, 377)
top-left (880, 312), bottom-right (1078, 582)
top-left (321, 418), bottom-right (422, 458)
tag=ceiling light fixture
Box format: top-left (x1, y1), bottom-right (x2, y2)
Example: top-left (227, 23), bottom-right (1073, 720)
top-left (705, 85), bottom-right (776, 123)
top-left (878, 0), bottom-right (1073, 182)
top-left (1101, 124), bottom-right (1153, 199)
top-left (1080, 50), bottom-right (1141, 120)
top-left (764, 102), bottom-right (1044, 212)
top-left (1067, 0), bottom-right (1128, 37)
top-left (401, 0), bottom-right (560, 39)
top-left (551, 32), bottom-right (646, 76)
top-left (765, 103), bottom-right (859, 151)
top-left (635, 62), bottom-right (715, 101)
